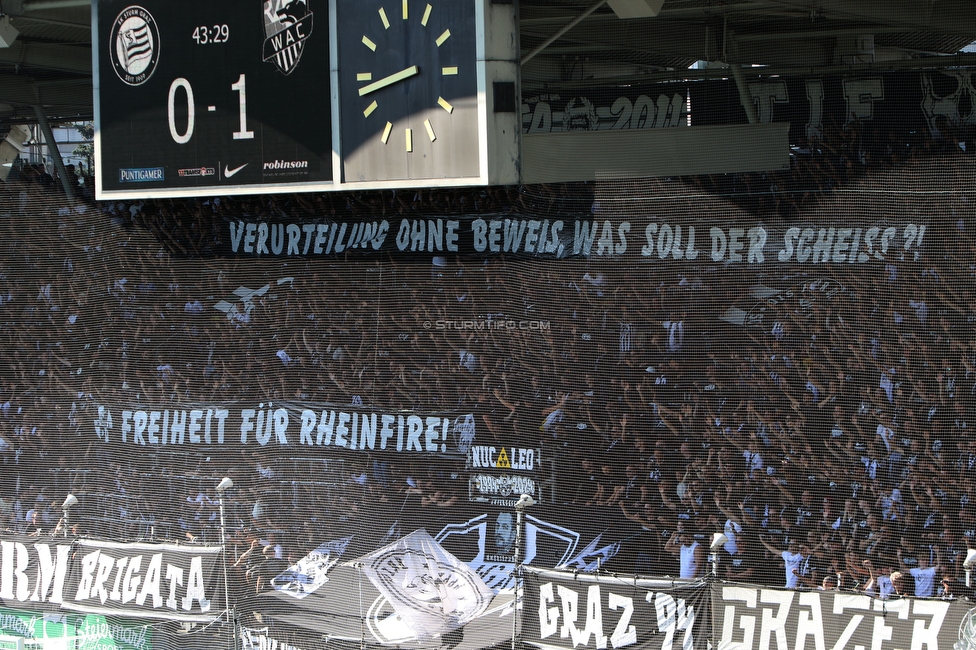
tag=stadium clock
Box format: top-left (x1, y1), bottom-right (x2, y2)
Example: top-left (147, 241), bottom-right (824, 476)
top-left (336, 0), bottom-right (483, 183)
top-left (94, 0), bottom-right (333, 198)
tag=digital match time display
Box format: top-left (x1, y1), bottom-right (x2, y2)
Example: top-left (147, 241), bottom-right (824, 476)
top-left (94, 0), bottom-right (502, 199)
top-left (94, 0), bottom-right (333, 198)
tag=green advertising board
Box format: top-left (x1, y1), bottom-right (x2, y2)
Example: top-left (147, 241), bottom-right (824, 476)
top-left (0, 609), bottom-right (151, 650)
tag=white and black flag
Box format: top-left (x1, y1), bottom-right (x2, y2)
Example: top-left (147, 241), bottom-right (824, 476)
top-left (350, 529), bottom-right (496, 639)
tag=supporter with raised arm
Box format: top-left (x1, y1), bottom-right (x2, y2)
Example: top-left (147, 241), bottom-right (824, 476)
top-left (862, 558), bottom-right (895, 599)
top-left (758, 535), bottom-right (813, 589)
top-left (899, 545), bottom-right (942, 598)
top-left (664, 527), bottom-right (706, 580)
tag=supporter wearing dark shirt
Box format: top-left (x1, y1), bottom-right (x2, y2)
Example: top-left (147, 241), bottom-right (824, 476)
top-left (723, 537), bottom-right (759, 583)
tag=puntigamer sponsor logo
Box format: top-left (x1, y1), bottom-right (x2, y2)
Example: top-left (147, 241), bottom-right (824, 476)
top-left (263, 159), bottom-right (309, 173)
top-left (119, 167), bottom-right (165, 182)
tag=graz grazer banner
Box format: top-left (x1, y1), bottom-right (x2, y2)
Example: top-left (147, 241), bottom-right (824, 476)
top-left (216, 216), bottom-right (928, 263)
top-left (0, 607), bottom-right (153, 650)
top-left (713, 583), bottom-right (975, 650)
top-left (88, 401), bottom-right (476, 456)
top-left (522, 568), bottom-right (708, 650)
top-left (246, 503), bottom-right (645, 648)
top-left (61, 540), bottom-right (224, 623)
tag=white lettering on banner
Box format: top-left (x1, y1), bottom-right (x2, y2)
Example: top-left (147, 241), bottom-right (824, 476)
top-left (608, 593), bottom-right (637, 649)
top-left (471, 219), bottom-right (565, 255)
top-left (242, 627), bottom-right (307, 650)
top-left (470, 446), bottom-right (537, 470)
top-left (650, 592), bottom-right (695, 650)
top-left (95, 404), bottom-right (468, 454)
top-left (538, 582), bottom-right (691, 650)
top-left (0, 541), bottom-right (70, 604)
top-left (224, 218), bottom-right (928, 263)
top-left (717, 586), bottom-right (950, 650)
top-left (471, 474), bottom-right (537, 498)
top-left (74, 551), bottom-right (211, 613)
top-left (843, 79), bottom-right (885, 125)
top-left (585, 221), bottom-right (925, 263)
top-left (229, 220), bottom-right (391, 255)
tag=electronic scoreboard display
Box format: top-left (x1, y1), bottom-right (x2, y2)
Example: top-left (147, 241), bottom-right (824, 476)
top-left (94, 0), bottom-right (337, 198)
top-left (93, 0), bottom-right (501, 199)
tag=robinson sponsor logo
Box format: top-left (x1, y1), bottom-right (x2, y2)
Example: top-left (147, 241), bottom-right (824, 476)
top-left (119, 167), bottom-right (164, 183)
top-left (264, 159), bottom-right (309, 170)
top-left (263, 159), bottom-right (309, 177)
top-left (177, 167), bottom-right (216, 178)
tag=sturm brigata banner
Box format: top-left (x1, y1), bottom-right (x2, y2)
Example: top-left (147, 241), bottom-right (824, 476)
top-left (0, 537), bottom-right (224, 623)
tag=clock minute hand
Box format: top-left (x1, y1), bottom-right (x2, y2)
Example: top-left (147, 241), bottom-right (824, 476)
top-left (358, 65), bottom-right (420, 96)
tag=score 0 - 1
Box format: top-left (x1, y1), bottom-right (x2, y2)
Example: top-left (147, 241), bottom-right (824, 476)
top-left (167, 73), bottom-right (253, 144)
top-left (169, 22), bottom-right (246, 144)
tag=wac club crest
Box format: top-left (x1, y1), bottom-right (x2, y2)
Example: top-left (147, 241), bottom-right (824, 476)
top-left (262, 0), bottom-right (314, 75)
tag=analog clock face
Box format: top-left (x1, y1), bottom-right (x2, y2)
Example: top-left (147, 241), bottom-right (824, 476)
top-left (337, 0), bottom-right (481, 183)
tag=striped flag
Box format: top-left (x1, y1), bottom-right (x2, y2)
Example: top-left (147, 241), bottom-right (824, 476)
top-left (122, 24), bottom-right (152, 68)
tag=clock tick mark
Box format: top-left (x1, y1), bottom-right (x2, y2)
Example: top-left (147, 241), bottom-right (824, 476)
top-left (362, 35), bottom-right (376, 51)
top-left (357, 73), bottom-right (372, 81)
top-left (381, 122), bottom-right (393, 144)
top-left (424, 119), bottom-right (437, 142)
top-left (364, 101), bottom-right (379, 118)
top-left (405, 128), bottom-right (413, 152)
top-left (207, 106), bottom-right (216, 112)
top-left (442, 67), bottom-right (458, 76)
top-left (422, 4), bottom-right (432, 26)
top-left (436, 29), bottom-right (451, 46)
top-left (437, 97), bottom-right (454, 113)
top-left (403, 0), bottom-right (409, 19)
top-left (379, 7), bottom-right (390, 29)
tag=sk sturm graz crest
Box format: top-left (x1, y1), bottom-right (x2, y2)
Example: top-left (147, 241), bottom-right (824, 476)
top-left (262, 0), bottom-right (314, 75)
top-left (110, 6), bottom-right (160, 86)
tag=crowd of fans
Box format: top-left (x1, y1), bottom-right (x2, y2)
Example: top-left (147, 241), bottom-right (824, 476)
top-left (0, 118), bottom-right (975, 602)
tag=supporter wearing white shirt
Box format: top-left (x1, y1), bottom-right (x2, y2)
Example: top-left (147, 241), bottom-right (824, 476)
top-left (862, 559), bottom-right (895, 600)
top-left (900, 547), bottom-right (941, 598)
top-left (664, 530), bottom-right (705, 580)
top-left (759, 536), bottom-right (811, 589)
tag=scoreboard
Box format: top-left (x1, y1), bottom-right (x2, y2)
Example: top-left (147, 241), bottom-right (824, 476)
top-left (93, 1), bottom-right (518, 199)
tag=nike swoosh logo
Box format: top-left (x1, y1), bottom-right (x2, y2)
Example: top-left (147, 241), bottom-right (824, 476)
top-left (224, 163), bottom-right (248, 178)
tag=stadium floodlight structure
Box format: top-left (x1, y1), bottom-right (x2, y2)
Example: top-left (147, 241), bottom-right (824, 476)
top-left (215, 478), bottom-right (234, 632)
top-left (964, 549), bottom-right (976, 587)
top-left (512, 494), bottom-right (536, 650)
top-left (709, 533), bottom-right (729, 577)
top-left (61, 494), bottom-right (78, 538)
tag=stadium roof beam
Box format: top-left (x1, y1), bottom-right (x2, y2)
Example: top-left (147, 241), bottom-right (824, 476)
top-left (0, 41), bottom-right (91, 74)
top-left (522, 0), bottom-right (609, 66)
top-left (0, 72), bottom-right (91, 110)
top-left (765, 0), bottom-right (976, 36)
top-left (13, 0), bottom-right (90, 12)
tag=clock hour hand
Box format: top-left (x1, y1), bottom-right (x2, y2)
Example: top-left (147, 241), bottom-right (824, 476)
top-left (358, 65), bottom-right (420, 96)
